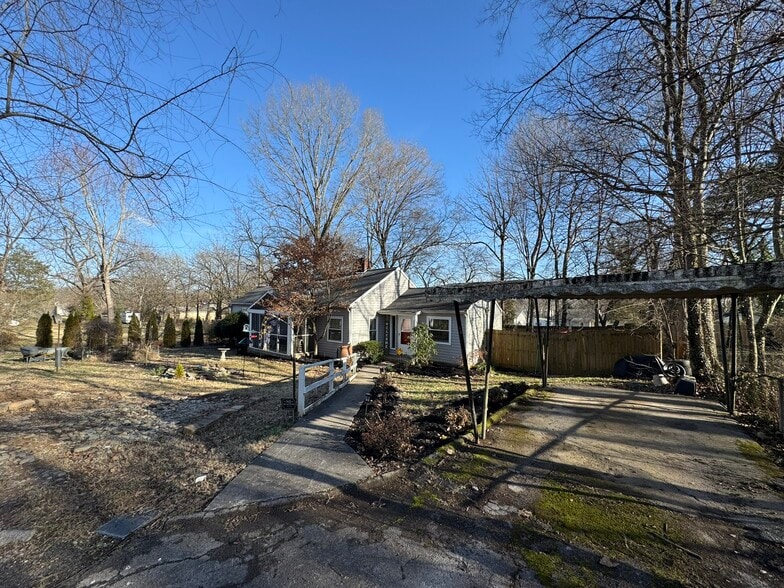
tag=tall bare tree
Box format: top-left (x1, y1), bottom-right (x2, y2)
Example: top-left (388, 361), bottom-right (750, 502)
top-left (245, 80), bottom-right (382, 242)
top-left (484, 0), bottom-right (784, 377)
top-left (357, 139), bottom-right (449, 270)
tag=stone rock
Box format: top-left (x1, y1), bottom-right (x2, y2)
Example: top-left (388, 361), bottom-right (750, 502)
top-left (73, 445), bottom-right (94, 454)
top-left (599, 556), bottom-right (619, 568)
top-left (0, 529), bottom-right (35, 547)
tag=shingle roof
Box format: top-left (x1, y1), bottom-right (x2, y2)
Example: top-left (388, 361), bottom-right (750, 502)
top-left (229, 287), bottom-right (274, 310)
top-left (380, 288), bottom-right (470, 314)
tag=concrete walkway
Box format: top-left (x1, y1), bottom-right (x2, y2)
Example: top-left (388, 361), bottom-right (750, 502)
top-left (205, 366), bottom-right (377, 511)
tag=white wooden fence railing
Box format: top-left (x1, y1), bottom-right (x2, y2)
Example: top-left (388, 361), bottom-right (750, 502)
top-left (297, 354), bottom-right (358, 415)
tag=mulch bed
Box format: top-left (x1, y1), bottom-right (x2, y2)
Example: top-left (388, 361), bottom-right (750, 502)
top-left (345, 373), bottom-right (528, 473)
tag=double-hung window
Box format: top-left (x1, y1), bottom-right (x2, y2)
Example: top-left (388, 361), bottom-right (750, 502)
top-left (328, 317), bottom-right (343, 342)
top-left (428, 317), bottom-right (451, 344)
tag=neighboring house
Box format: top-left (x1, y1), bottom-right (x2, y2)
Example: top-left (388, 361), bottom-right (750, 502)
top-left (229, 268), bottom-right (500, 366)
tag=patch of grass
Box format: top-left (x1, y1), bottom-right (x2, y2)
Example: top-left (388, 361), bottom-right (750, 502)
top-left (410, 489), bottom-right (439, 509)
top-left (736, 439), bottom-right (782, 479)
top-left (521, 549), bottom-right (596, 588)
top-left (533, 480), bottom-right (693, 585)
top-left (440, 451), bottom-right (501, 484)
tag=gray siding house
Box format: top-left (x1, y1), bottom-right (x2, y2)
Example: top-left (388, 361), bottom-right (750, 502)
top-left (229, 268), bottom-right (499, 367)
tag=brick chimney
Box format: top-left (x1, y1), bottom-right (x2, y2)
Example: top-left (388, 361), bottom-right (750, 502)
top-left (355, 257), bottom-right (370, 273)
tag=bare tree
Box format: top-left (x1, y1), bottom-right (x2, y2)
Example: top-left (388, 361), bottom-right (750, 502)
top-left (245, 80), bottom-right (382, 242)
top-left (356, 139), bottom-right (449, 270)
top-left (484, 0), bottom-right (784, 377)
top-left (193, 242), bottom-right (257, 320)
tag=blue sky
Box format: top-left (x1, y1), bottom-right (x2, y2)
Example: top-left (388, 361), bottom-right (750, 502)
top-left (155, 0), bottom-right (539, 251)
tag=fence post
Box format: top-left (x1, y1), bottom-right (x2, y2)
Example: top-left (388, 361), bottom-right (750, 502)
top-left (329, 360), bottom-right (335, 395)
top-left (778, 379), bottom-right (784, 435)
top-left (297, 364), bottom-right (306, 415)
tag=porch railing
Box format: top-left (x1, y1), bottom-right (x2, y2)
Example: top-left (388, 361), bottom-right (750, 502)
top-left (297, 354), bottom-right (358, 415)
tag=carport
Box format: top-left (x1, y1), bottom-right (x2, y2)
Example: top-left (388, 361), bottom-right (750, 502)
top-left (426, 260), bottom-right (784, 421)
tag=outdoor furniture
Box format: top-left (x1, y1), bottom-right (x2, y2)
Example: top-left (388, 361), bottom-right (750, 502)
top-left (20, 346), bottom-right (69, 363)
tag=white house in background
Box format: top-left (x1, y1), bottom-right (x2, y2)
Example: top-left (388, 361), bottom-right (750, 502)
top-left (229, 267), bottom-right (501, 366)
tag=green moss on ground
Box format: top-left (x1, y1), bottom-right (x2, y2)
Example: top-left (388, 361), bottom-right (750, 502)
top-left (530, 480), bottom-right (694, 586)
top-left (410, 490), bottom-right (439, 509)
top-left (736, 439), bottom-right (782, 479)
top-left (521, 549), bottom-right (597, 588)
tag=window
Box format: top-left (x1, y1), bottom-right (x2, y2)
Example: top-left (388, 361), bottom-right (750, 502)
top-left (369, 317), bottom-right (377, 341)
top-left (328, 317), bottom-right (343, 342)
top-left (428, 317), bottom-right (451, 344)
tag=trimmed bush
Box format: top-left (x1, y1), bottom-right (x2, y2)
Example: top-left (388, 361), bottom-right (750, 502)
top-left (355, 340), bottom-right (383, 363)
top-left (85, 317), bottom-right (113, 351)
top-left (62, 312), bottom-right (82, 348)
top-left (211, 312), bottom-right (248, 342)
top-left (180, 319), bottom-right (192, 347)
top-left (79, 295), bottom-right (97, 320)
top-left (112, 312), bottom-right (124, 347)
top-left (36, 313), bottom-right (53, 347)
top-left (162, 315), bottom-right (176, 348)
top-left (145, 313), bottom-right (159, 343)
top-left (194, 317), bottom-right (204, 346)
top-left (128, 314), bottom-right (142, 346)
top-left (174, 363), bottom-right (185, 379)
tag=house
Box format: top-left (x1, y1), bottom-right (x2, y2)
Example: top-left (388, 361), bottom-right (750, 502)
top-left (229, 268), bottom-right (500, 367)
top-left (377, 288), bottom-right (502, 366)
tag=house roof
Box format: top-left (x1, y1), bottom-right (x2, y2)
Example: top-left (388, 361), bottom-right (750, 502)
top-left (230, 268), bottom-right (397, 313)
top-left (229, 287), bottom-right (274, 310)
top-left (380, 288), bottom-right (470, 314)
top-left (334, 268), bottom-right (397, 307)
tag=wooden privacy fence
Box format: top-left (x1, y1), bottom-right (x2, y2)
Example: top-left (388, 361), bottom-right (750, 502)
top-left (490, 327), bottom-right (662, 376)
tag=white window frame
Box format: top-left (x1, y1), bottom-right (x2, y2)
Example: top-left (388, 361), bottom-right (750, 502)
top-left (428, 316), bottom-right (451, 345)
top-left (327, 316), bottom-right (343, 342)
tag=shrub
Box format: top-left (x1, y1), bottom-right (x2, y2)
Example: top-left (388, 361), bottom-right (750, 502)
top-left (84, 317), bottom-right (114, 351)
top-left (174, 363), bottom-right (185, 379)
top-left (180, 319), bottom-right (192, 347)
top-left (112, 312), bottom-right (124, 347)
top-left (409, 323), bottom-right (437, 367)
top-left (443, 406), bottom-right (472, 433)
top-left (211, 312), bottom-right (248, 342)
top-left (145, 313), bottom-right (159, 343)
top-left (62, 312), bottom-right (82, 348)
top-left (162, 315), bottom-right (176, 348)
top-left (36, 313), bottom-right (53, 347)
top-left (128, 314), bottom-right (142, 346)
top-left (360, 413), bottom-right (416, 460)
top-left (354, 340), bottom-right (383, 363)
top-left (193, 317), bottom-right (204, 346)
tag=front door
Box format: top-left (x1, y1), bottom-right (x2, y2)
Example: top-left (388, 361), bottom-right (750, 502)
top-left (397, 315), bottom-right (413, 355)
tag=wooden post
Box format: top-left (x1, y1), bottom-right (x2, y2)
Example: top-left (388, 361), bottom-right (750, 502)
top-left (730, 294), bottom-right (738, 415)
top-left (297, 364), bottom-right (306, 415)
top-left (543, 299), bottom-right (551, 387)
top-left (481, 301), bottom-right (496, 440)
top-left (292, 354), bottom-right (298, 417)
top-left (716, 297), bottom-right (731, 411)
top-left (454, 301), bottom-right (479, 443)
top-left (534, 298), bottom-right (546, 387)
top-left (778, 379), bottom-right (784, 435)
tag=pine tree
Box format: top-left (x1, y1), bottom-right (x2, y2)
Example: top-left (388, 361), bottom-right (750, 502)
top-left (146, 313), bottom-right (159, 343)
top-left (128, 314), bottom-right (142, 346)
top-left (36, 313), bottom-right (53, 347)
top-left (162, 315), bottom-right (176, 348)
top-left (180, 319), bottom-right (192, 347)
top-left (79, 295), bottom-right (97, 320)
top-left (194, 317), bottom-right (204, 346)
top-left (62, 311), bottom-right (82, 349)
top-left (112, 312), bottom-right (124, 347)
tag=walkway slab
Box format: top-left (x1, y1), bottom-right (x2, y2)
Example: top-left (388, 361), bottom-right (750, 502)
top-left (206, 368), bottom-right (376, 510)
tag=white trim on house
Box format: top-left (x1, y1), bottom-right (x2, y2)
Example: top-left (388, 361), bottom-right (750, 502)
top-left (428, 315), bottom-right (451, 345)
top-left (327, 316), bottom-right (343, 342)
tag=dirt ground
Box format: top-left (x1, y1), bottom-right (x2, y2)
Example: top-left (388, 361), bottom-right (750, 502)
top-left (0, 347), bottom-right (295, 587)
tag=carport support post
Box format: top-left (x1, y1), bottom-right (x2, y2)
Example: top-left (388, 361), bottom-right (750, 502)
top-left (730, 294), bottom-right (738, 415)
top-left (778, 379), bottom-right (784, 435)
top-left (454, 300), bottom-right (479, 443)
top-left (716, 297), bottom-right (731, 411)
top-left (481, 300), bottom-right (496, 440)
top-left (533, 298), bottom-right (549, 387)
